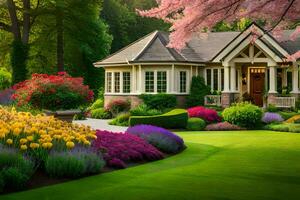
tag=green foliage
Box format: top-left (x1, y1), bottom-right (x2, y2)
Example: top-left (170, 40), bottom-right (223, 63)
top-left (91, 108), bottom-right (112, 119)
top-left (109, 112), bottom-right (131, 126)
top-left (264, 123), bottom-right (300, 133)
top-left (186, 118), bottom-right (206, 131)
top-left (279, 111), bottom-right (298, 120)
top-left (45, 151), bottom-right (105, 178)
top-left (129, 109), bottom-right (188, 129)
top-left (222, 102), bottom-right (263, 129)
top-left (90, 99), bottom-right (104, 110)
top-left (11, 40), bottom-right (29, 84)
top-left (0, 68), bottom-right (12, 90)
top-left (186, 76), bottom-right (211, 107)
top-left (130, 104), bottom-right (162, 116)
top-left (266, 104), bottom-right (278, 112)
top-left (295, 100), bottom-right (300, 111)
top-left (1, 167), bottom-right (29, 190)
top-left (139, 94), bottom-right (177, 110)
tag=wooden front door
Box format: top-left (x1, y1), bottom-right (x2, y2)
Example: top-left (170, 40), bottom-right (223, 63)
top-left (250, 69), bottom-right (265, 106)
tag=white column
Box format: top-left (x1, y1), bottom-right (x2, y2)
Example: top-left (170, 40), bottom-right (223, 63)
top-left (223, 65), bottom-right (230, 92)
top-left (138, 65), bottom-right (142, 93)
top-left (292, 63), bottom-right (299, 93)
top-left (132, 65), bottom-right (136, 93)
top-left (268, 65), bottom-right (277, 94)
top-left (282, 68), bottom-right (287, 87)
top-left (230, 64), bottom-right (236, 92)
top-left (111, 72), bottom-right (115, 93)
top-left (171, 64), bottom-right (175, 93)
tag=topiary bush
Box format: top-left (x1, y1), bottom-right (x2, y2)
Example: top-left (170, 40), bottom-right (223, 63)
top-left (186, 76), bottom-right (210, 107)
top-left (129, 109), bottom-right (188, 129)
top-left (222, 102), bottom-right (263, 129)
top-left (139, 93), bottom-right (177, 110)
top-left (186, 118), bottom-right (206, 131)
top-left (92, 130), bottom-right (164, 168)
top-left (261, 112), bottom-right (284, 124)
top-left (126, 125), bottom-right (185, 154)
top-left (187, 106), bottom-right (221, 123)
top-left (130, 104), bottom-right (162, 116)
top-left (205, 122), bottom-right (243, 131)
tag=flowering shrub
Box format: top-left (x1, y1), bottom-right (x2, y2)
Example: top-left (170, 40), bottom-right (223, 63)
top-left (0, 107), bottom-right (96, 153)
top-left (126, 125), bottom-right (185, 154)
top-left (262, 112), bottom-right (284, 124)
top-left (187, 106), bottom-right (221, 123)
top-left (205, 122), bottom-right (243, 131)
top-left (105, 99), bottom-right (130, 117)
top-left (12, 72), bottom-right (94, 110)
top-left (92, 130), bottom-right (163, 168)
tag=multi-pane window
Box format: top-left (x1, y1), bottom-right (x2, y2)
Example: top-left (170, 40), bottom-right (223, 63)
top-left (157, 71), bottom-right (167, 93)
top-left (206, 68), bottom-right (233, 92)
top-left (180, 71), bottom-right (187, 93)
top-left (206, 69), bottom-right (212, 87)
top-left (145, 71), bottom-right (155, 92)
top-left (114, 72), bottom-right (120, 93)
top-left (213, 69), bottom-right (218, 91)
top-left (221, 69), bottom-right (224, 91)
top-left (106, 72), bottom-right (112, 93)
top-left (123, 72), bottom-right (131, 93)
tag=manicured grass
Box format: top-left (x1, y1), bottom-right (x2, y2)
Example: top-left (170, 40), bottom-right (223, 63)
top-left (2, 131), bottom-right (300, 200)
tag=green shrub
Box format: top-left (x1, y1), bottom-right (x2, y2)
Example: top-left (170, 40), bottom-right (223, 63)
top-left (130, 104), bottom-right (162, 116)
top-left (222, 102), bottom-right (263, 129)
top-left (1, 167), bottom-right (29, 190)
top-left (186, 76), bottom-right (210, 107)
top-left (279, 111), bottom-right (298, 120)
top-left (90, 99), bottom-right (104, 110)
top-left (0, 68), bottom-right (12, 90)
top-left (91, 108), bottom-right (111, 119)
top-left (0, 174), bottom-right (3, 193)
top-left (186, 118), bottom-right (206, 131)
top-left (295, 100), bottom-right (300, 111)
top-left (109, 112), bottom-right (131, 126)
top-left (139, 94), bottom-right (177, 110)
top-left (266, 104), bottom-right (278, 112)
top-left (129, 109), bottom-right (188, 129)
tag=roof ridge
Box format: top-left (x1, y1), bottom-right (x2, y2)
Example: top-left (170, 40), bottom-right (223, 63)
top-left (93, 30), bottom-right (158, 65)
top-left (133, 31), bottom-right (159, 61)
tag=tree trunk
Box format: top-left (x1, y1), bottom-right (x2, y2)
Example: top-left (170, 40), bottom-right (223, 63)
top-left (56, 4), bottom-right (64, 72)
top-left (11, 40), bottom-right (29, 84)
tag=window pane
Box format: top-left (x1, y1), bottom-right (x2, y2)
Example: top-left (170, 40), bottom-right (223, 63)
top-left (221, 69), bottom-right (224, 91)
top-left (180, 71), bottom-right (187, 93)
top-left (213, 69), bottom-right (218, 91)
top-left (106, 72), bottom-right (112, 93)
top-left (236, 69), bottom-right (239, 91)
top-left (145, 71), bottom-right (154, 92)
top-left (114, 72), bottom-right (120, 93)
top-left (157, 71), bottom-right (167, 93)
top-left (123, 72), bottom-right (131, 93)
top-left (206, 69), bottom-right (211, 87)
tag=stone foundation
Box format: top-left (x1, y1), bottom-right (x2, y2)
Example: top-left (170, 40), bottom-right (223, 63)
top-left (221, 93), bottom-right (234, 108)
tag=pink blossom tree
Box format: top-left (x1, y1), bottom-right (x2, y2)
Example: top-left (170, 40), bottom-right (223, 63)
top-left (138, 0), bottom-right (300, 60)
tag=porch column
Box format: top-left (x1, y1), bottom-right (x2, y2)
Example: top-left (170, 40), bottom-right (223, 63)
top-left (223, 65), bottom-right (230, 92)
top-left (230, 64), bottom-right (236, 92)
top-left (291, 62), bottom-right (299, 94)
top-left (138, 65), bottom-right (142, 93)
top-left (268, 65), bottom-right (277, 94)
top-left (171, 64), bottom-right (175, 93)
top-left (132, 65), bottom-right (136, 93)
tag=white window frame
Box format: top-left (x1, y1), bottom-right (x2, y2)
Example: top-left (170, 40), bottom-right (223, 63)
top-left (178, 70), bottom-right (188, 93)
top-left (105, 71), bottom-right (131, 94)
top-left (205, 67), bottom-right (223, 92)
top-left (144, 70), bottom-right (169, 94)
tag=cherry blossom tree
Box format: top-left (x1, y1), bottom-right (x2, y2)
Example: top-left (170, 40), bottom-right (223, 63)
top-left (138, 0), bottom-right (300, 60)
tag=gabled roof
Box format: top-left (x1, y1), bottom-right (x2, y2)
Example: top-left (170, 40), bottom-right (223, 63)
top-left (94, 23), bottom-right (300, 67)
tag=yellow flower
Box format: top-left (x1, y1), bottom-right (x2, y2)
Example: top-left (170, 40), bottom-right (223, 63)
top-left (27, 136), bottom-right (34, 141)
top-left (20, 144), bottom-right (28, 151)
top-left (66, 141), bottom-right (75, 149)
top-left (20, 138), bottom-right (28, 144)
top-left (13, 128), bottom-right (22, 136)
top-left (30, 143), bottom-right (40, 149)
top-left (83, 140), bottom-right (91, 146)
top-left (6, 139), bottom-right (13, 145)
top-left (42, 142), bottom-right (53, 149)
top-left (0, 133), bottom-right (5, 139)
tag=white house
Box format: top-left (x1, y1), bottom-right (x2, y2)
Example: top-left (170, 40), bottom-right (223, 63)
top-left (94, 23), bottom-right (300, 108)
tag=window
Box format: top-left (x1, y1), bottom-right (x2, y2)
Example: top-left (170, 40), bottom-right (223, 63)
top-left (106, 72), bottom-right (112, 93)
top-left (206, 68), bottom-right (225, 92)
top-left (180, 71), bottom-right (187, 93)
top-left (157, 71), bottom-right (167, 93)
top-left (213, 69), bottom-right (218, 91)
top-left (206, 69), bottom-right (212, 87)
top-left (123, 72), bottom-right (131, 93)
top-left (114, 72), bottom-right (120, 93)
top-left (145, 71), bottom-right (155, 92)
top-left (221, 69), bottom-right (224, 90)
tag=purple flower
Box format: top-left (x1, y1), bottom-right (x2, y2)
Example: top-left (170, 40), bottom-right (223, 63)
top-left (126, 125), bottom-right (185, 154)
top-left (262, 112), bottom-right (283, 124)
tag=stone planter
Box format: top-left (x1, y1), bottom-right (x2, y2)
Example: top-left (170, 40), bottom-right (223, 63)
top-left (44, 109), bottom-right (81, 122)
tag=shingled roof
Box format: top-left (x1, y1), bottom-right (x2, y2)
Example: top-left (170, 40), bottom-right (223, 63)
top-left (94, 25), bottom-right (300, 67)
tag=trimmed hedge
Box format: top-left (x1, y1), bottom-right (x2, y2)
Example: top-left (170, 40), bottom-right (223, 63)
top-left (139, 93), bottom-right (177, 110)
top-left (129, 109), bottom-right (188, 129)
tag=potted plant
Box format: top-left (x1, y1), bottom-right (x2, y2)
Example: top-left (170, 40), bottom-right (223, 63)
top-left (12, 72), bottom-right (94, 122)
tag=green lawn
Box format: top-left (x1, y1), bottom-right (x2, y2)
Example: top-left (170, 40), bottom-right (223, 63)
top-left (2, 131), bottom-right (300, 200)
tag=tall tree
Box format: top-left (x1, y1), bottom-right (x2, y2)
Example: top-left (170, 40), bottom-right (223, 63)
top-left (139, 0), bottom-right (300, 60)
top-left (0, 0), bottom-right (40, 83)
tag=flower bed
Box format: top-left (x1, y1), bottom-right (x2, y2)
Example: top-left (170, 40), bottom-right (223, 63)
top-left (187, 106), bottom-right (221, 123)
top-left (261, 112), bottom-right (284, 124)
top-left (92, 130), bottom-right (164, 168)
top-left (205, 122), bottom-right (243, 131)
